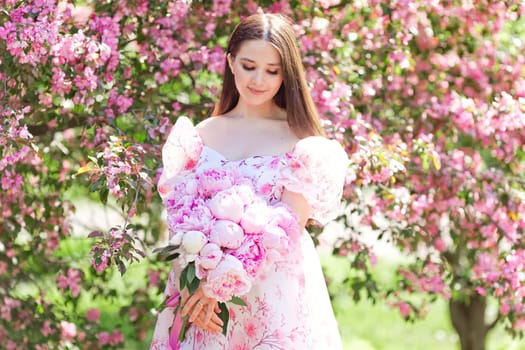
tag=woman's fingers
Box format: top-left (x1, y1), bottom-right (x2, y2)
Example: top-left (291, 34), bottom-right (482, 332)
top-left (194, 313), bottom-right (223, 333)
top-left (203, 301), bottom-right (217, 325)
top-left (179, 286), bottom-right (223, 333)
top-left (181, 292), bottom-right (200, 317)
top-left (186, 300), bottom-right (224, 333)
top-left (189, 300), bottom-right (206, 322)
top-left (210, 312), bottom-right (223, 327)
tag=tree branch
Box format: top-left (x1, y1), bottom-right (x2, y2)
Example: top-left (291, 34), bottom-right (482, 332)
top-left (486, 313), bottom-right (501, 332)
top-left (27, 117), bottom-right (85, 137)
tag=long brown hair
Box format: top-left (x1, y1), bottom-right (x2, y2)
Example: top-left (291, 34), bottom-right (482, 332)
top-left (212, 13), bottom-right (325, 138)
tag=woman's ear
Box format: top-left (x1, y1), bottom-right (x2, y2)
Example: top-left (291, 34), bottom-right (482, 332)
top-left (227, 53), bottom-right (234, 74)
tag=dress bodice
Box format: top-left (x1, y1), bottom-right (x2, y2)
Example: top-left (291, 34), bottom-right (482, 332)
top-left (158, 116), bottom-right (350, 226)
top-left (195, 146), bottom-right (286, 205)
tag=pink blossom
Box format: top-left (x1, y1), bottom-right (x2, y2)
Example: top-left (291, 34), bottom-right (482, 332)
top-left (395, 301), bottom-right (412, 318)
top-left (97, 331), bottom-right (111, 345)
top-left (41, 321), bottom-right (55, 337)
top-left (60, 321), bottom-right (76, 342)
top-left (56, 268), bottom-right (82, 297)
top-left (514, 318), bottom-right (525, 330)
top-left (148, 269), bottom-right (161, 287)
top-left (86, 308), bottom-right (100, 323)
top-left (212, 0), bottom-right (232, 17)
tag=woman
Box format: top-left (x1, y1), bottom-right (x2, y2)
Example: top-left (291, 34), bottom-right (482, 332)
top-left (151, 12), bottom-right (348, 349)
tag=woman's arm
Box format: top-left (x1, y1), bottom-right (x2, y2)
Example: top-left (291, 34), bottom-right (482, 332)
top-left (280, 189), bottom-right (312, 229)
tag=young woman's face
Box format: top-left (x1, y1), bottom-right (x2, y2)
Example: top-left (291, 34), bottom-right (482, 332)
top-left (228, 40), bottom-right (283, 107)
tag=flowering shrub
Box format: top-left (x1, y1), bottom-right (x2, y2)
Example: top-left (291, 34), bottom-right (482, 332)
top-left (1, 0), bottom-right (524, 348)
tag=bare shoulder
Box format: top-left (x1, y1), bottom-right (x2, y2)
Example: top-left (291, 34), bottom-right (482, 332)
top-left (195, 116), bottom-right (221, 131)
top-left (195, 116), bottom-right (228, 139)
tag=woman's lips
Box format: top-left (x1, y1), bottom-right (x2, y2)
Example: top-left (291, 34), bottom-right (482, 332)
top-left (248, 87), bottom-right (266, 95)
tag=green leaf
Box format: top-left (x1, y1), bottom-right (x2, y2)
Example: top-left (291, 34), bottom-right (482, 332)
top-left (88, 231), bottom-right (104, 238)
top-left (187, 277), bottom-right (199, 294)
top-left (178, 316), bottom-right (189, 342)
top-left (117, 259), bottom-right (127, 276)
top-left (217, 302), bottom-right (229, 336)
top-left (179, 267), bottom-right (187, 291)
top-left (152, 245), bottom-right (179, 255)
top-left (165, 252), bottom-right (180, 261)
top-left (99, 187), bottom-right (109, 205)
top-left (186, 263), bottom-right (196, 285)
top-left (229, 296), bottom-right (247, 306)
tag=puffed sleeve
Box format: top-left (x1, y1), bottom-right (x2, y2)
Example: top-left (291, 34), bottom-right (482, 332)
top-left (277, 136), bottom-right (349, 225)
top-left (157, 116), bottom-right (203, 200)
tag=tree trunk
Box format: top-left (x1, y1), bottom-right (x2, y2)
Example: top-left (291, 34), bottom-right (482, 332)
top-left (449, 294), bottom-right (489, 350)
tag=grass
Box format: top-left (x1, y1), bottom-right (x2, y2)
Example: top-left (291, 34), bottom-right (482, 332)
top-left (49, 235), bottom-right (525, 349)
top-left (321, 254), bottom-right (525, 350)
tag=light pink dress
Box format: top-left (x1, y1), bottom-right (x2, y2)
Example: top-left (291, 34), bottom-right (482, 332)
top-left (150, 117), bottom-right (348, 350)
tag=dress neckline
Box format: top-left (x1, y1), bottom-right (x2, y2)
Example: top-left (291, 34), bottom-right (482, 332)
top-left (180, 116), bottom-right (323, 163)
top-left (202, 144), bottom-right (289, 163)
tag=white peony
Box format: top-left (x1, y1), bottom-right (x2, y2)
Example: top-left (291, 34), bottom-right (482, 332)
top-left (181, 230), bottom-right (207, 254)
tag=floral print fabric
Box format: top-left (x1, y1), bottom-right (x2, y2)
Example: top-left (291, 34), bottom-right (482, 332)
top-left (151, 116), bottom-right (348, 350)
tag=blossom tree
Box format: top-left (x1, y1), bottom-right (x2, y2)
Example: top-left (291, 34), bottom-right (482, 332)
top-left (1, 0), bottom-right (524, 349)
top-left (333, 2), bottom-right (525, 350)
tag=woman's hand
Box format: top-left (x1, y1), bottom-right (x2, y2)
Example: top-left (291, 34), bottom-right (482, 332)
top-left (181, 285), bottom-right (223, 333)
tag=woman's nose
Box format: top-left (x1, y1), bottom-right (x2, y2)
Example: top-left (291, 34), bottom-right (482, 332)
top-left (252, 69), bottom-right (263, 83)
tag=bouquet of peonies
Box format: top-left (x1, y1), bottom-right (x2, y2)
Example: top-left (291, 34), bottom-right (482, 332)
top-left (154, 165), bottom-right (301, 340)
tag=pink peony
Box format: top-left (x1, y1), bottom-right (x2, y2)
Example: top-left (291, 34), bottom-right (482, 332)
top-left (231, 237), bottom-right (266, 279)
top-left (240, 203), bottom-right (270, 234)
top-left (195, 243), bottom-right (223, 279)
top-left (197, 243), bottom-right (223, 269)
top-left (210, 220), bottom-right (244, 249)
top-left (207, 188), bottom-right (244, 222)
top-left (202, 255), bottom-right (252, 302)
top-left (196, 168), bottom-right (236, 197)
top-left (268, 204), bottom-right (301, 240)
top-left (164, 179), bottom-right (199, 211)
top-left (181, 230), bottom-right (207, 254)
top-left (233, 183), bottom-right (258, 205)
top-left (168, 199), bottom-right (214, 234)
top-left (262, 225), bottom-right (289, 256)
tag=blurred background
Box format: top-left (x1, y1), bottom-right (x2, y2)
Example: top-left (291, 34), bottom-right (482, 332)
top-left (1, 1), bottom-right (524, 349)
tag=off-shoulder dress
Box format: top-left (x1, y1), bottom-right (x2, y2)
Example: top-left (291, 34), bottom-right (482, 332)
top-left (150, 116), bottom-right (349, 350)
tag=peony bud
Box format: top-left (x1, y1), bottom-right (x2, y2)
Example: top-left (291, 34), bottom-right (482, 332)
top-left (210, 220), bottom-right (245, 249)
top-left (182, 230), bottom-right (207, 254)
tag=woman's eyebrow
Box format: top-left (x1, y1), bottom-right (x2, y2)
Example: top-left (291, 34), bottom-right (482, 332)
top-left (239, 57), bottom-right (281, 66)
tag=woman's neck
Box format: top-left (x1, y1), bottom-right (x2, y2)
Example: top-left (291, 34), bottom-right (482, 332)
top-left (228, 100), bottom-right (286, 121)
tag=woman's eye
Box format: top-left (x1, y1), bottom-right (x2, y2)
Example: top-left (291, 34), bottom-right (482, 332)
top-left (267, 70), bottom-right (279, 75)
top-left (242, 65), bottom-right (255, 71)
